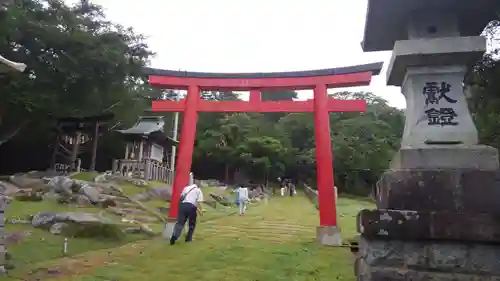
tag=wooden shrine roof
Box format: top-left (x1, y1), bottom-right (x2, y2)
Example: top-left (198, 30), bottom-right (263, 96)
top-left (117, 116), bottom-right (178, 145)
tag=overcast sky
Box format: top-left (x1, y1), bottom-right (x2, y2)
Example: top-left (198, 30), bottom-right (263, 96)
top-left (66, 0), bottom-right (407, 108)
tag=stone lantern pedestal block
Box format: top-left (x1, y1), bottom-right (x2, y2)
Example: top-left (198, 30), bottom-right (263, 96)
top-left (390, 145), bottom-right (499, 170)
top-left (376, 169), bottom-right (500, 214)
top-left (355, 237), bottom-right (500, 281)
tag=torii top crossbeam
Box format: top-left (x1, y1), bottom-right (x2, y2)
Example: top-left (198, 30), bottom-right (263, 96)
top-left (147, 62), bottom-right (382, 113)
top-left (146, 62), bottom-right (382, 91)
top-left (145, 62), bottom-right (383, 235)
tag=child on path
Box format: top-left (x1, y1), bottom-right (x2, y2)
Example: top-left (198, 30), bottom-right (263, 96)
top-left (237, 186), bottom-right (249, 215)
top-left (234, 187), bottom-right (240, 206)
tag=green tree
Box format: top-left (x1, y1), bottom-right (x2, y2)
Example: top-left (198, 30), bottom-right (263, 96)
top-left (0, 0), bottom-right (154, 146)
top-left (0, 0), bottom-right (155, 172)
top-left (237, 136), bottom-right (287, 185)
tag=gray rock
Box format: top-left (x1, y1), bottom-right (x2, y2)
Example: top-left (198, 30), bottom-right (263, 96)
top-left (31, 211), bottom-right (58, 227)
top-left (94, 173), bottom-right (111, 183)
top-left (133, 180), bottom-right (149, 187)
top-left (123, 227), bottom-right (142, 234)
top-left (79, 184), bottom-right (100, 203)
top-left (0, 181), bottom-right (19, 195)
top-left (32, 211), bottom-right (103, 228)
top-left (209, 193), bottom-right (232, 206)
top-left (49, 222), bottom-right (68, 235)
top-left (149, 187), bottom-right (172, 201)
top-left (9, 175), bottom-right (44, 189)
top-left (75, 194), bottom-right (92, 206)
top-left (47, 176), bottom-right (74, 195)
top-left (42, 191), bottom-right (62, 201)
top-left (0, 196), bottom-right (12, 206)
top-left (55, 212), bottom-right (102, 224)
top-left (133, 187), bottom-right (172, 202)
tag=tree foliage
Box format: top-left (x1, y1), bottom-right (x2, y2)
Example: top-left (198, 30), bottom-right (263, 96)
top-left (0, 0), bottom-right (156, 171)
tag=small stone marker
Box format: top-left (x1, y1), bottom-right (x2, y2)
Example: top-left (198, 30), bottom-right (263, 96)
top-left (357, 1), bottom-right (500, 280)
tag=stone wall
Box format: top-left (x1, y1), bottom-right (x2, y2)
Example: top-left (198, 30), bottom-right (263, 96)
top-left (303, 184), bottom-right (318, 208)
top-left (303, 184), bottom-right (338, 210)
top-left (0, 194), bottom-right (5, 274)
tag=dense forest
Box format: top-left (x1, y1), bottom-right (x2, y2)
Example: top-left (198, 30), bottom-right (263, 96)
top-left (0, 1), bottom-right (499, 195)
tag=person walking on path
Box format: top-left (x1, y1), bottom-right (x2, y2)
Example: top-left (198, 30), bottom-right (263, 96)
top-left (237, 186), bottom-right (249, 215)
top-left (289, 181), bottom-right (296, 197)
top-left (170, 180), bottom-right (205, 245)
top-left (234, 187), bottom-right (240, 207)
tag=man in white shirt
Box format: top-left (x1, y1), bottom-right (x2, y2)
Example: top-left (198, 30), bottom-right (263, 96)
top-left (170, 180), bottom-right (205, 245)
top-left (237, 186), bottom-right (249, 216)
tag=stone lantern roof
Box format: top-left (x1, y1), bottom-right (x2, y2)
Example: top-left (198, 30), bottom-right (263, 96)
top-left (361, 0), bottom-right (500, 52)
top-left (0, 54), bottom-right (26, 73)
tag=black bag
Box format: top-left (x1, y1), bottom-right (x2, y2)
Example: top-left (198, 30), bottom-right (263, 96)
top-left (179, 185), bottom-right (196, 205)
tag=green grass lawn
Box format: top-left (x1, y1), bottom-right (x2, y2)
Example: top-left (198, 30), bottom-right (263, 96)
top-left (6, 194), bottom-right (373, 281)
top-left (5, 200), bottom-right (149, 275)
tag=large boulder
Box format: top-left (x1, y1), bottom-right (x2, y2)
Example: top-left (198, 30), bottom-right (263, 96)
top-left (10, 174), bottom-right (45, 189)
top-left (47, 176), bottom-right (74, 195)
top-left (148, 187), bottom-right (172, 201)
top-left (31, 211), bottom-right (125, 239)
top-left (31, 211), bottom-right (102, 228)
top-left (0, 181), bottom-right (19, 195)
top-left (79, 183), bottom-right (100, 203)
top-left (132, 186), bottom-right (172, 202)
top-left (209, 193), bottom-right (232, 206)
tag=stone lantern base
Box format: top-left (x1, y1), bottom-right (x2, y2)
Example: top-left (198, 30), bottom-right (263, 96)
top-left (354, 146), bottom-right (500, 280)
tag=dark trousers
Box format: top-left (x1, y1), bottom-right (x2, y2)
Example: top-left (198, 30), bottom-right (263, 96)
top-left (172, 202), bottom-right (198, 241)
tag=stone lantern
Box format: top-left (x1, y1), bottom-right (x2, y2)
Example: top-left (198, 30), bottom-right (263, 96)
top-left (355, 1), bottom-right (500, 280)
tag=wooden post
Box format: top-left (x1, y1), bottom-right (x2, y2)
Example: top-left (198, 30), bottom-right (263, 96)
top-left (138, 141), bottom-right (144, 161)
top-left (70, 132), bottom-right (81, 172)
top-left (144, 159), bottom-right (150, 180)
top-left (124, 143), bottom-right (129, 159)
top-left (50, 133), bottom-right (60, 171)
top-left (89, 121), bottom-right (99, 171)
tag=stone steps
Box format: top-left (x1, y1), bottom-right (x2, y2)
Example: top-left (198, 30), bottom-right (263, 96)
top-left (201, 224), bottom-right (315, 235)
top-left (199, 231), bottom-right (294, 243)
top-left (203, 226), bottom-right (306, 239)
top-left (203, 221), bottom-right (315, 231)
top-left (198, 216), bottom-right (316, 243)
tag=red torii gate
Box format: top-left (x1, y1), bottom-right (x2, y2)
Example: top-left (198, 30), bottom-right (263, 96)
top-left (147, 62), bottom-right (382, 244)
